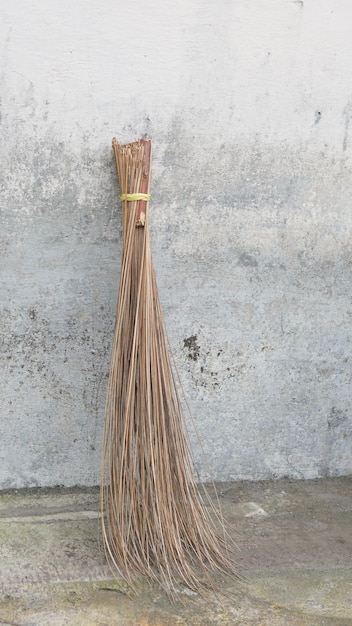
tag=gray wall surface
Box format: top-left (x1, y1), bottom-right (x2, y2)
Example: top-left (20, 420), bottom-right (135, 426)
top-left (0, 0), bottom-right (351, 488)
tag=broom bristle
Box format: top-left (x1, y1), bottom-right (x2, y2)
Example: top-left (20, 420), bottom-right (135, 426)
top-left (100, 138), bottom-right (240, 596)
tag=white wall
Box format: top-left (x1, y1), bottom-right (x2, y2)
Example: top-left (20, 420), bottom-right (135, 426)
top-left (0, 0), bottom-right (351, 487)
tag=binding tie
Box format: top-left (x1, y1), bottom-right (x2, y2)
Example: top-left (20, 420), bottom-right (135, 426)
top-left (120, 193), bottom-right (150, 201)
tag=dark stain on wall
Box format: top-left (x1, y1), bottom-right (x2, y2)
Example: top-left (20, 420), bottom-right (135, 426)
top-left (183, 335), bottom-right (200, 361)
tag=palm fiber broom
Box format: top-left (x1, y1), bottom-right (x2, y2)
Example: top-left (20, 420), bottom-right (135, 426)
top-left (100, 138), bottom-right (239, 595)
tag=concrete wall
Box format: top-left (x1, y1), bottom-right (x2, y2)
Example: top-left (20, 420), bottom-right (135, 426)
top-left (1, 0), bottom-right (351, 488)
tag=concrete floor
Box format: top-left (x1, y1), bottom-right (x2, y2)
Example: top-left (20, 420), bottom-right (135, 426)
top-left (0, 478), bottom-right (351, 625)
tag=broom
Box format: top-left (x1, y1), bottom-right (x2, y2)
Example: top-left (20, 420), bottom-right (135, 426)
top-left (100, 138), bottom-right (239, 596)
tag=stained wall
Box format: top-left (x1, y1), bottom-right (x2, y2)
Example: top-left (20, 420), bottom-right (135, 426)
top-left (1, 0), bottom-right (351, 487)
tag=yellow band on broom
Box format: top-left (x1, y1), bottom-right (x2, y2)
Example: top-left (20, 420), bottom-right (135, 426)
top-left (120, 193), bottom-right (150, 201)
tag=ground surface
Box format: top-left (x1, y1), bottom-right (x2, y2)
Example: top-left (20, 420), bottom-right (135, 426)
top-left (0, 478), bottom-right (351, 625)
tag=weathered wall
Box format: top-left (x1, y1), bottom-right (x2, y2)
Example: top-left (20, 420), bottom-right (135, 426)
top-left (0, 0), bottom-right (351, 488)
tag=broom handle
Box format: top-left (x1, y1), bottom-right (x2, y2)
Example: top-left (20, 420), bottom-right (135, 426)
top-left (136, 139), bottom-right (152, 226)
